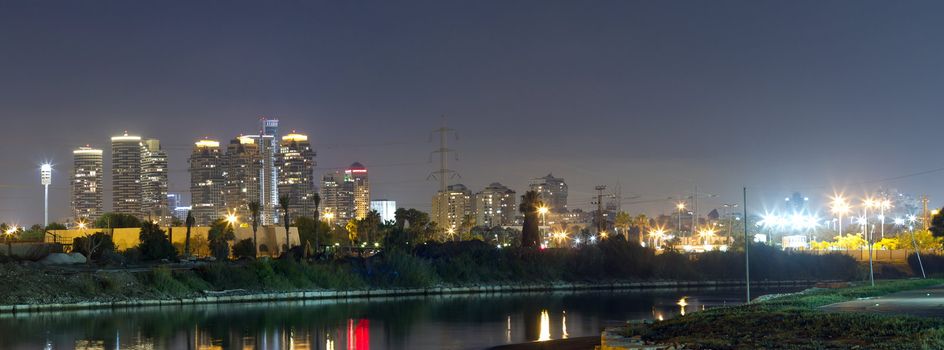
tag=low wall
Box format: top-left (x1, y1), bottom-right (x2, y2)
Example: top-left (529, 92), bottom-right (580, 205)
top-left (0, 279), bottom-right (820, 315)
top-left (808, 249), bottom-right (941, 263)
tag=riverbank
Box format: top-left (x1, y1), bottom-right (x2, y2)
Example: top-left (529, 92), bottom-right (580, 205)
top-left (627, 278), bottom-right (944, 349)
top-left (0, 274), bottom-right (817, 314)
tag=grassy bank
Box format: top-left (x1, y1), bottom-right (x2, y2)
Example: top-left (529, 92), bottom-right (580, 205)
top-left (634, 278), bottom-right (944, 349)
top-left (0, 240), bottom-right (861, 306)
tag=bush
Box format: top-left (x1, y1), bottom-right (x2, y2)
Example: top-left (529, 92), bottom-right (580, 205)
top-left (233, 239), bottom-right (256, 259)
top-left (149, 266), bottom-right (191, 296)
top-left (138, 222), bottom-right (176, 261)
top-left (72, 232), bottom-right (116, 262)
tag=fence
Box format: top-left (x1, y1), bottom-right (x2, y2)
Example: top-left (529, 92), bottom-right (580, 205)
top-left (808, 249), bottom-right (941, 263)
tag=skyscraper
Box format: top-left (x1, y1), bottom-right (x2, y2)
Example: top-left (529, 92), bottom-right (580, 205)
top-left (111, 132), bottom-right (142, 216)
top-left (529, 173), bottom-right (568, 213)
top-left (140, 138), bottom-right (169, 222)
top-left (474, 182), bottom-right (517, 227)
top-left (223, 136), bottom-right (260, 221)
top-left (345, 162), bottom-right (369, 220)
top-left (71, 146), bottom-right (103, 223)
top-left (320, 171), bottom-right (351, 223)
top-left (244, 117), bottom-right (279, 225)
top-left (277, 132), bottom-right (316, 219)
top-left (431, 183), bottom-right (473, 232)
top-left (189, 139), bottom-right (224, 225)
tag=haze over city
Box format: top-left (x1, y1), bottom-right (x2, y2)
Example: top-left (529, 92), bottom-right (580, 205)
top-left (3, 1), bottom-right (944, 225)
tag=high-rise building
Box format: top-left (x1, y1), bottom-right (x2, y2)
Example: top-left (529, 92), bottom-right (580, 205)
top-left (529, 173), bottom-right (568, 213)
top-left (223, 136), bottom-right (260, 221)
top-left (189, 139), bottom-right (224, 226)
top-left (474, 182), bottom-right (517, 227)
top-left (277, 132), bottom-right (317, 219)
top-left (111, 132), bottom-right (143, 216)
top-left (320, 171), bottom-right (352, 223)
top-left (244, 117), bottom-right (279, 225)
top-left (345, 162), bottom-right (369, 220)
top-left (431, 183), bottom-right (473, 232)
top-left (140, 138), bottom-right (169, 222)
top-left (71, 146), bottom-right (103, 223)
top-left (370, 199), bottom-right (397, 223)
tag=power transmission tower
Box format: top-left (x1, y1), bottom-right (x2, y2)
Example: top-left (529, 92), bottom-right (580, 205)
top-left (428, 117), bottom-right (460, 226)
top-left (593, 185), bottom-right (607, 235)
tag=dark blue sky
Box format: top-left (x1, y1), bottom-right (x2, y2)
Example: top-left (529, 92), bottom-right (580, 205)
top-left (2, 0), bottom-right (944, 225)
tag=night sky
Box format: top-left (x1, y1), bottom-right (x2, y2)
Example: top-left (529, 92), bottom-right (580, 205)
top-left (2, 0), bottom-right (944, 225)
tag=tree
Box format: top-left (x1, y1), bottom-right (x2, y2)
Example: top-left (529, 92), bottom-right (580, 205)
top-left (459, 214), bottom-right (476, 241)
top-left (137, 221), bottom-right (176, 261)
top-left (312, 193), bottom-right (322, 254)
top-left (614, 211), bottom-right (632, 240)
top-left (208, 218), bottom-right (235, 260)
top-left (232, 238), bottom-right (256, 259)
top-left (632, 214), bottom-right (651, 243)
top-left (73, 232), bottom-right (115, 263)
top-left (359, 210), bottom-right (381, 244)
top-left (930, 208), bottom-right (944, 244)
top-left (248, 200), bottom-right (261, 259)
top-left (279, 195), bottom-right (291, 252)
top-left (184, 210), bottom-right (195, 257)
top-left (45, 222), bottom-right (67, 231)
top-left (94, 213), bottom-right (141, 229)
top-left (346, 219), bottom-right (359, 248)
top-left (519, 191), bottom-right (543, 248)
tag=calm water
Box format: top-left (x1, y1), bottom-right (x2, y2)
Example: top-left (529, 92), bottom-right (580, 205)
top-left (0, 286), bottom-right (802, 350)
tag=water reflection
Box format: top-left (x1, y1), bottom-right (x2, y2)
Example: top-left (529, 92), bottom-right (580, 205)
top-left (0, 287), bottom-right (801, 350)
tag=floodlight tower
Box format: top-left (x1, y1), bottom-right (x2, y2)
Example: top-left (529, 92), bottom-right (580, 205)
top-left (40, 163), bottom-right (52, 227)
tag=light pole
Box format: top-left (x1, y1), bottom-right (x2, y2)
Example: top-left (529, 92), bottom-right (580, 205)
top-left (877, 199), bottom-right (891, 239)
top-left (830, 195), bottom-right (849, 238)
top-left (863, 198), bottom-right (875, 287)
top-left (40, 164), bottom-right (51, 228)
top-left (676, 202), bottom-right (685, 234)
top-left (907, 215), bottom-right (926, 278)
top-left (323, 212), bottom-right (334, 227)
top-left (538, 206), bottom-right (549, 244)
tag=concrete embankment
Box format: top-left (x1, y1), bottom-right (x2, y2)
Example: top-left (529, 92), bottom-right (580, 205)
top-left (0, 279), bottom-right (819, 315)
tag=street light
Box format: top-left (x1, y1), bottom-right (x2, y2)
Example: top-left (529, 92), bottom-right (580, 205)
top-left (676, 202), bottom-right (686, 234)
top-left (876, 199), bottom-right (892, 239)
top-left (225, 211), bottom-right (238, 227)
top-left (649, 227), bottom-right (666, 249)
top-left (698, 227), bottom-right (716, 246)
top-left (323, 212), bottom-right (335, 226)
top-left (830, 195), bottom-right (850, 237)
top-left (862, 197), bottom-right (876, 287)
top-left (40, 164), bottom-right (52, 227)
top-left (907, 214), bottom-right (927, 278)
top-left (537, 206), bottom-right (549, 242)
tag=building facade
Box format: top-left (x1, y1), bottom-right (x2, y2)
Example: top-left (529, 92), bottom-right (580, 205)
top-left (71, 146), bottom-right (103, 223)
top-left (243, 118), bottom-right (280, 225)
top-left (346, 162), bottom-right (369, 220)
top-left (320, 171), bottom-right (352, 223)
top-left (474, 182), bottom-right (517, 227)
top-left (140, 138), bottom-right (169, 222)
top-left (223, 136), bottom-right (261, 221)
top-left (431, 183), bottom-right (473, 232)
top-left (529, 173), bottom-right (568, 213)
top-left (276, 132), bottom-right (317, 219)
top-left (370, 199), bottom-right (396, 223)
top-left (189, 139), bottom-right (225, 225)
top-left (111, 133), bottom-right (143, 216)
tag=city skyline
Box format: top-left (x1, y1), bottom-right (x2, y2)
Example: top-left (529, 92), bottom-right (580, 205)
top-left (4, 1), bottom-right (944, 225)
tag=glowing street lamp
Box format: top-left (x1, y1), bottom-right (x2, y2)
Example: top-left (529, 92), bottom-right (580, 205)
top-left (697, 227), bottom-right (716, 246)
top-left (40, 163), bottom-right (52, 227)
top-left (876, 199), bottom-right (892, 239)
top-left (649, 228), bottom-right (666, 248)
top-left (323, 212), bottom-right (335, 226)
top-left (676, 202), bottom-right (686, 233)
top-left (830, 195), bottom-right (850, 237)
top-left (225, 211), bottom-right (239, 227)
top-left (537, 206), bottom-right (549, 241)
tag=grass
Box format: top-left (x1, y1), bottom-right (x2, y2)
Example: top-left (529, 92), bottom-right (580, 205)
top-left (637, 279), bottom-right (944, 349)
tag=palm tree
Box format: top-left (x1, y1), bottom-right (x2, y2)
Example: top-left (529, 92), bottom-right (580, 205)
top-left (312, 193), bottom-right (321, 254)
top-left (279, 195), bottom-right (291, 254)
top-left (614, 211), bottom-right (632, 240)
top-left (519, 191), bottom-right (543, 248)
top-left (633, 214), bottom-right (651, 244)
top-left (248, 200), bottom-right (261, 259)
top-left (184, 210), bottom-right (195, 257)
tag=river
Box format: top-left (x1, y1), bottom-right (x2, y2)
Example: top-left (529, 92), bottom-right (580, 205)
top-left (0, 286), bottom-right (803, 350)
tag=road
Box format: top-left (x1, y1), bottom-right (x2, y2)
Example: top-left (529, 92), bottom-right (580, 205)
top-left (820, 283), bottom-right (944, 317)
